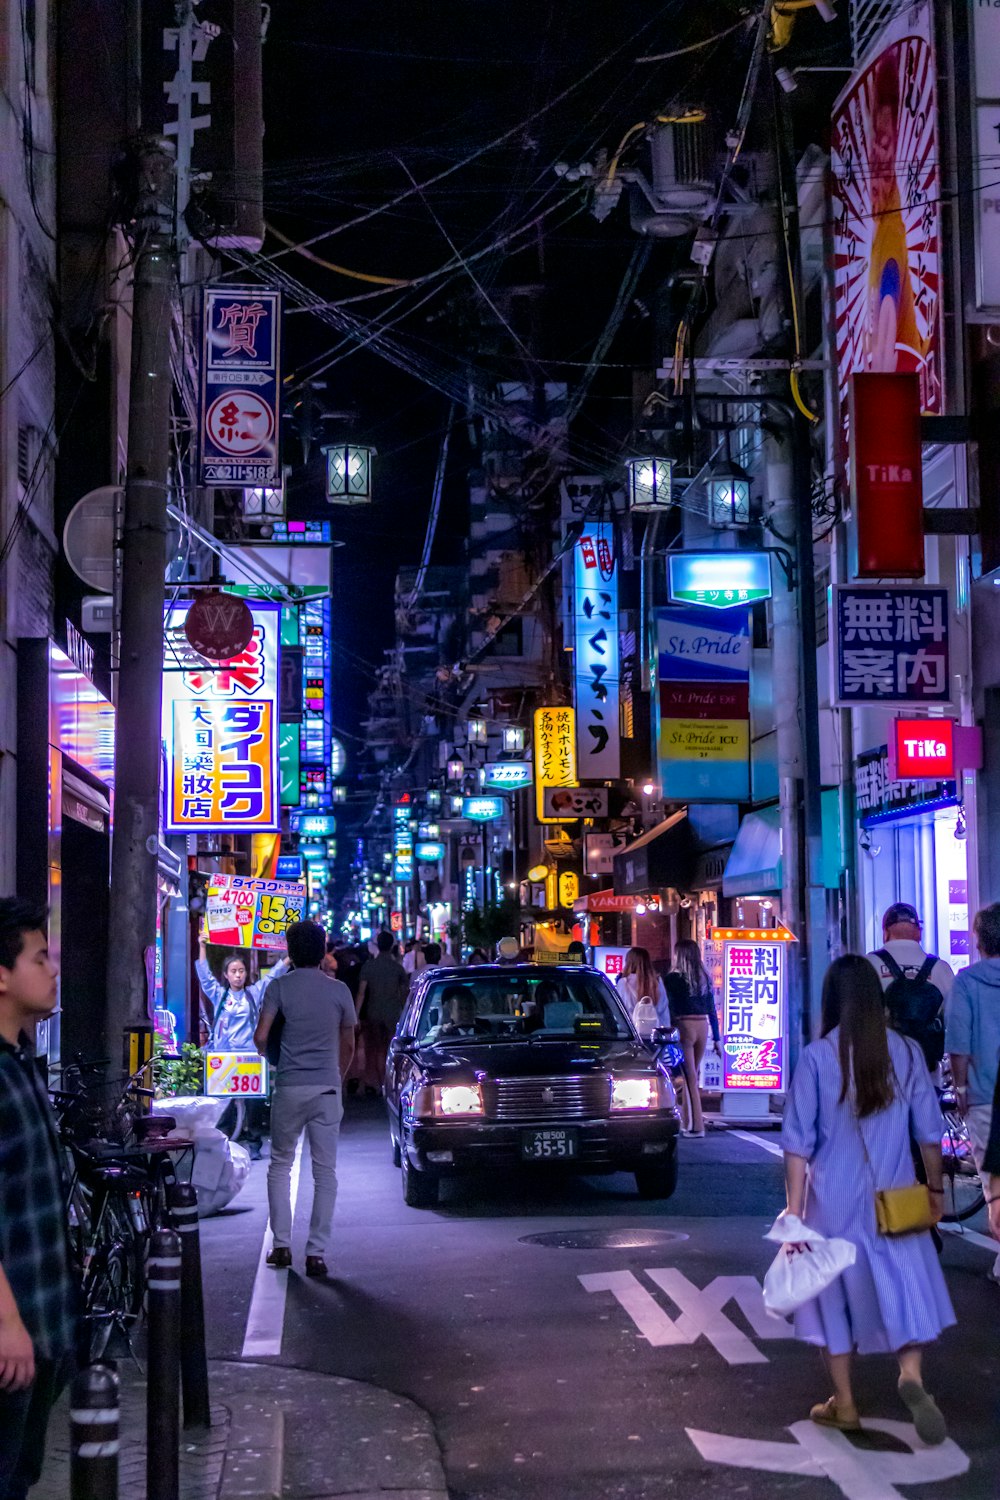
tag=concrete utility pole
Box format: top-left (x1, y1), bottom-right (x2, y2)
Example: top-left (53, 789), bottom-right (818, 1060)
top-left (105, 138), bottom-right (177, 1055)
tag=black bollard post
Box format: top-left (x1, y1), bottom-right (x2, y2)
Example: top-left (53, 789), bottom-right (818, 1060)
top-left (146, 1227), bottom-right (181, 1500)
top-left (167, 1181), bottom-right (211, 1429)
top-left (70, 1363), bottom-right (119, 1500)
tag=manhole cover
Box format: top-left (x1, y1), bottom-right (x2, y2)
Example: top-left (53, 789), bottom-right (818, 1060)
top-left (518, 1227), bottom-right (689, 1250)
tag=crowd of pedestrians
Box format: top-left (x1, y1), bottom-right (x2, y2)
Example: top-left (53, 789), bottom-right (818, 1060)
top-left (4, 892), bottom-right (1000, 1492)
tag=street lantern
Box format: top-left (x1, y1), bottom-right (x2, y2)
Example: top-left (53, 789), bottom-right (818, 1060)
top-left (426, 786), bottom-right (442, 811)
top-left (323, 443), bottom-right (375, 504)
top-left (502, 725), bottom-right (525, 753)
top-left (625, 456), bottom-right (672, 514)
top-left (446, 755), bottom-right (465, 785)
top-left (467, 716), bottom-right (488, 747)
top-left (707, 460), bottom-right (752, 529)
top-left (450, 793), bottom-right (464, 814)
top-left (527, 863), bottom-right (548, 882)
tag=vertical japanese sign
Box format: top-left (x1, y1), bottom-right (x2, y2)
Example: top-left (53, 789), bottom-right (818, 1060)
top-left (831, 1), bottom-right (942, 446)
top-left (533, 706), bottom-right (578, 823)
top-left (850, 372), bottom-right (924, 578)
top-left (722, 939), bottom-right (786, 1091)
top-left (200, 287), bottom-right (281, 486)
top-left (654, 607), bottom-right (751, 801)
top-left (573, 524), bottom-right (620, 779)
top-left (393, 797), bottom-right (413, 883)
top-left (162, 600), bottom-right (280, 832)
top-left (971, 3), bottom-right (1000, 311)
top-left (833, 586), bottom-right (950, 704)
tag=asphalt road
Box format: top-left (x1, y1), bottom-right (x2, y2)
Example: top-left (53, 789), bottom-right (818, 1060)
top-left (199, 1096), bottom-right (999, 1500)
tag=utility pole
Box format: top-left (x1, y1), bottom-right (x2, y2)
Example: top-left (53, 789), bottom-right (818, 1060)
top-left (105, 138), bottom-right (178, 1056)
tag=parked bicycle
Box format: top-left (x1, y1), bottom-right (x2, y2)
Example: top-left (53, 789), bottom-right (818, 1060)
top-left (937, 1059), bottom-right (985, 1224)
top-left (52, 1058), bottom-right (192, 1359)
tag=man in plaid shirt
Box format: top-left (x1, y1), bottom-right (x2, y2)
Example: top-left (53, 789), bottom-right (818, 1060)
top-left (0, 899), bottom-right (78, 1499)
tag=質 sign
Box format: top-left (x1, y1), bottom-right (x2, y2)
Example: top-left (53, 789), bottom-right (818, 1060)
top-left (200, 288), bottom-right (281, 486)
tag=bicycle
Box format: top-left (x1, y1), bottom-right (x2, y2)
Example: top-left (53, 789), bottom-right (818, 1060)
top-left (53, 1061), bottom-right (191, 1359)
top-left (937, 1060), bottom-right (985, 1224)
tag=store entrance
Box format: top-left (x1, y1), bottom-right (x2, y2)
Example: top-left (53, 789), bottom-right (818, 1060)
top-left (59, 814), bottom-right (110, 1069)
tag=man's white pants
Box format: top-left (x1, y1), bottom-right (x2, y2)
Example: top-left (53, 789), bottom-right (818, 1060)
top-left (965, 1102), bottom-right (1000, 1275)
top-left (267, 1084), bottom-right (343, 1257)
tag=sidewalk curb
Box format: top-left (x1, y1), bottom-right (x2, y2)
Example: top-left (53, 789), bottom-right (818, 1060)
top-left (219, 1402), bottom-right (284, 1500)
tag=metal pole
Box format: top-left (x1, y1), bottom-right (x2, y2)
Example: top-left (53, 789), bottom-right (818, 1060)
top-left (70, 1364), bottom-right (119, 1500)
top-left (167, 1182), bottom-right (211, 1430)
top-left (105, 139), bottom-right (177, 1055)
top-left (147, 1228), bottom-right (182, 1500)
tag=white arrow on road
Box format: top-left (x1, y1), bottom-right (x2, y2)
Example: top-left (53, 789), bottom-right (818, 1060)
top-left (687, 1418), bottom-right (970, 1499)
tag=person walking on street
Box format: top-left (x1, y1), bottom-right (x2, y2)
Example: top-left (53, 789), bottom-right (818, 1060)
top-left (866, 903), bottom-right (952, 1069)
top-left (356, 931), bottom-right (409, 1096)
top-left (0, 899), bottom-right (78, 1500)
top-left (616, 947), bottom-right (670, 1029)
top-left (196, 938), bottom-right (288, 1157)
top-left (664, 938), bottom-right (721, 1139)
top-left (945, 901), bottom-right (1000, 1281)
top-left (780, 954), bottom-right (954, 1443)
top-left (254, 920), bottom-right (355, 1278)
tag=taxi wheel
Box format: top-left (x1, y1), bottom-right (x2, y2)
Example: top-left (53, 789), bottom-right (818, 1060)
top-left (635, 1156), bottom-right (678, 1201)
top-left (401, 1146), bottom-right (439, 1208)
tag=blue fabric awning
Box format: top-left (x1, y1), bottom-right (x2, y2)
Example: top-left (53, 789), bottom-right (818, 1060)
top-left (722, 805), bottom-right (782, 898)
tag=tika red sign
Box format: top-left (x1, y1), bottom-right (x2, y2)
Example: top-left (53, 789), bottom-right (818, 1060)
top-left (850, 372), bottom-right (924, 578)
top-left (891, 718), bottom-right (954, 780)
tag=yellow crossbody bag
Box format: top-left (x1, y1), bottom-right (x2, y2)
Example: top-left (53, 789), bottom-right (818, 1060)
top-left (844, 1041), bottom-right (936, 1237)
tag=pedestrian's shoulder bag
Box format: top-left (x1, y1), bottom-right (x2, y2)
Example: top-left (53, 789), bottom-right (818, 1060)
top-left (843, 1042), bottom-right (935, 1236)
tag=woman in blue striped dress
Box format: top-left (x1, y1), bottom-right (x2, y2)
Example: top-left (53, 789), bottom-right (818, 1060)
top-left (781, 955), bottom-right (955, 1443)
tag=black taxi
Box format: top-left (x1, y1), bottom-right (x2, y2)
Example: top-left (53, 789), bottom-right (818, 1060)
top-left (384, 964), bottom-right (680, 1207)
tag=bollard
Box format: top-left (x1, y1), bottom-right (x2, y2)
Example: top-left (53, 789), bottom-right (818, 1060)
top-left (70, 1363), bottom-right (119, 1500)
top-left (146, 1227), bottom-right (181, 1500)
top-left (167, 1181), bottom-right (211, 1429)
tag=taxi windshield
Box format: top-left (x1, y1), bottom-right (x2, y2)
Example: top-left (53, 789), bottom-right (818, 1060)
top-left (414, 972), bottom-right (630, 1044)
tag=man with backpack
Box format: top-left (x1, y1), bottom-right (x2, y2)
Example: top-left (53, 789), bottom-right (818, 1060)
top-left (866, 902), bottom-right (953, 1071)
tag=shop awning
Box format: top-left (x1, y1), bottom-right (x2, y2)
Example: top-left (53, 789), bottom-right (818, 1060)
top-left (722, 805), bottom-right (782, 898)
top-left (612, 809), bottom-right (696, 896)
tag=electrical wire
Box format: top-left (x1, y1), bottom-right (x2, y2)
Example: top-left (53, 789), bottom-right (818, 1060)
top-left (636, 17), bottom-right (753, 64)
top-left (264, 221), bottom-right (411, 286)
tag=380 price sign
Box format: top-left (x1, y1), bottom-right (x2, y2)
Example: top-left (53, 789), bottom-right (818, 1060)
top-left (205, 1051), bottom-right (269, 1099)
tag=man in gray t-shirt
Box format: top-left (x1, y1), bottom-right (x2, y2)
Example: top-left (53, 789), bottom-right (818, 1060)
top-left (255, 921), bottom-right (355, 1277)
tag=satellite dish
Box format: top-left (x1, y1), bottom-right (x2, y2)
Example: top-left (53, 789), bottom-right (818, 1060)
top-left (63, 486), bottom-right (121, 593)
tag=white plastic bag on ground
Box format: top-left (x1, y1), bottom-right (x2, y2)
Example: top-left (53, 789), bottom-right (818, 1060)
top-left (762, 1212), bottom-right (857, 1318)
top-left (152, 1095), bottom-right (228, 1132)
top-left (160, 1117), bottom-right (251, 1216)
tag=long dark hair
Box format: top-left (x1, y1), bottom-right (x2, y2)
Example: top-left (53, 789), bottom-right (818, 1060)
top-left (821, 955), bottom-right (894, 1118)
top-left (672, 938), bottom-right (711, 996)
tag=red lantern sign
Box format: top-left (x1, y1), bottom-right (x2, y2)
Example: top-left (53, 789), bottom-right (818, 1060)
top-left (891, 718), bottom-right (954, 780)
top-left (183, 590), bottom-right (255, 661)
top-left (850, 372), bottom-right (924, 579)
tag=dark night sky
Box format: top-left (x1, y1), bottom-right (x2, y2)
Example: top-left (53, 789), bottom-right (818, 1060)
top-left (257, 2), bottom-right (815, 769)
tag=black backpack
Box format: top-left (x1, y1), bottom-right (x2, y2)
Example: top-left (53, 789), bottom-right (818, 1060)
top-left (876, 950), bottom-right (946, 1069)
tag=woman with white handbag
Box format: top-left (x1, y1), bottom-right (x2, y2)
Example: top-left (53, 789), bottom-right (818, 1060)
top-left (778, 955), bottom-right (955, 1443)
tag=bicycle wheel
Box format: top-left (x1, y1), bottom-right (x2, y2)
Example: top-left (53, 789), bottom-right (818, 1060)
top-left (82, 1196), bottom-right (145, 1360)
top-left (216, 1098), bottom-right (246, 1141)
top-left (940, 1111), bottom-right (985, 1223)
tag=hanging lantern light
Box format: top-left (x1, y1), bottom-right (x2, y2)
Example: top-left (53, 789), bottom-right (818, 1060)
top-left (625, 456), bottom-right (672, 514)
top-left (707, 459), bottom-right (753, 529)
top-left (426, 786), bottom-right (442, 811)
top-left (502, 725), bottom-right (526, 753)
top-left (323, 443), bottom-right (375, 504)
top-left (446, 755), bottom-right (465, 785)
top-left (467, 715), bottom-right (488, 747)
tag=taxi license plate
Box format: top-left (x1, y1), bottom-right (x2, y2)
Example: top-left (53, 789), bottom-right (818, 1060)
top-left (521, 1127), bottom-right (578, 1161)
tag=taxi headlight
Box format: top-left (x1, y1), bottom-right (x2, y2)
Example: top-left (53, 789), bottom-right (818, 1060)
top-left (610, 1076), bottom-right (659, 1111)
top-left (413, 1082), bottom-right (484, 1118)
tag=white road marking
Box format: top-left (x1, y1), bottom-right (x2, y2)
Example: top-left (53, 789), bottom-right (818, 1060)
top-left (580, 1267), bottom-right (792, 1365)
top-left (730, 1129), bottom-right (784, 1158)
top-left (687, 1417), bottom-right (969, 1499)
top-left (732, 1128), bottom-right (1000, 1258)
top-left (241, 1141), bottom-right (303, 1359)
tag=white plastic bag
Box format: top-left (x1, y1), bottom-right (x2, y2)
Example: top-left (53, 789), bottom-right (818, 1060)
top-left (762, 1213), bottom-right (857, 1318)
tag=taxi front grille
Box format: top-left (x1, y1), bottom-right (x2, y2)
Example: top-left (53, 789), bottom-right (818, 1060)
top-left (484, 1074), bottom-right (609, 1122)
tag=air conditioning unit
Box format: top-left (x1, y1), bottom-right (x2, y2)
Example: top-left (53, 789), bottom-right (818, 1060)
top-left (628, 121), bottom-right (715, 239)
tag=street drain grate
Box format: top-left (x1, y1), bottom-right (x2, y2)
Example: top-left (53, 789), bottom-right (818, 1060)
top-left (519, 1228), bottom-right (689, 1250)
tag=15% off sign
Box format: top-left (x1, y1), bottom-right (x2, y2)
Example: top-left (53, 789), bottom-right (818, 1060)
top-left (205, 1051), bottom-right (270, 1099)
